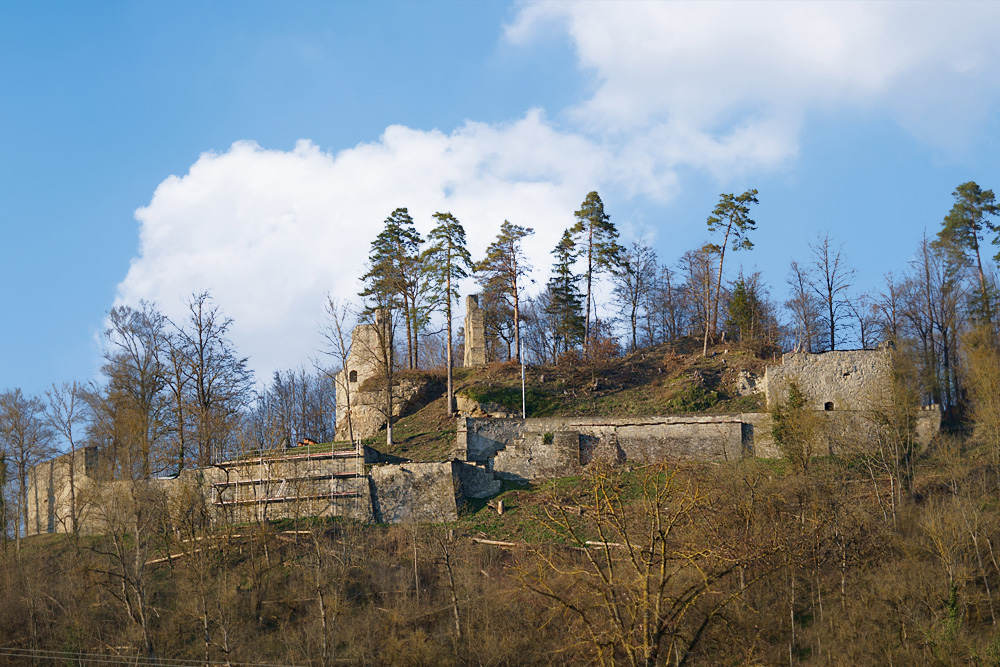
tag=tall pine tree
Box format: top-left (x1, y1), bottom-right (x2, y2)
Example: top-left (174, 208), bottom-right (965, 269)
top-left (545, 229), bottom-right (584, 359)
top-left (358, 208), bottom-right (422, 445)
top-left (360, 208), bottom-right (423, 369)
top-left (570, 191), bottom-right (623, 355)
top-left (423, 212), bottom-right (473, 416)
top-left (705, 189), bottom-right (758, 355)
top-left (935, 181), bottom-right (999, 323)
top-left (476, 221), bottom-right (534, 367)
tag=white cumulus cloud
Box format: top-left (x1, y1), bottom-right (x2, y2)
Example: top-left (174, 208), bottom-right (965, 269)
top-left (117, 1), bottom-right (1000, 381)
top-left (118, 112), bottom-right (608, 381)
top-left (507, 1), bottom-right (1000, 168)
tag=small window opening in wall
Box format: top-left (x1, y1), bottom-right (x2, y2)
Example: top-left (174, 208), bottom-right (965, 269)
top-left (824, 401), bottom-right (834, 411)
top-left (349, 370), bottom-right (358, 383)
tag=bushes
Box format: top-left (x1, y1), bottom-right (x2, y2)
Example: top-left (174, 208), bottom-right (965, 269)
top-left (12, 452), bottom-right (1000, 664)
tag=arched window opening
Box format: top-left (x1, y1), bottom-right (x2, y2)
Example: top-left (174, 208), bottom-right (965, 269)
top-left (349, 370), bottom-right (358, 383)
top-left (824, 401), bottom-right (834, 411)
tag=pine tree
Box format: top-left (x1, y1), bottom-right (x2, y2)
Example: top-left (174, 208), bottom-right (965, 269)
top-left (726, 277), bottom-right (763, 343)
top-left (475, 220), bottom-right (534, 366)
top-left (545, 229), bottom-right (585, 359)
top-left (423, 212), bottom-right (473, 416)
top-left (934, 181), bottom-right (1000, 323)
top-left (360, 208), bottom-right (424, 369)
top-left (570, 191), bottom-right (623, 355)
top-left (358, 208), bottom-right (422, 446)
top-left (705, 189), bottom-right (758, 355)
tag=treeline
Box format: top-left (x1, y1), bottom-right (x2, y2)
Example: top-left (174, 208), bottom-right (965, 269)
top-left (2, 180), bottom-right (999, 534)
top-left (0, 292), bottom-right (340, 539)
top-left (1, 181), bottom-right (998, 526)
top-left (355, 181), bottom-right (1000, 420)
top-left (0, 181), bottom-right (999, 663)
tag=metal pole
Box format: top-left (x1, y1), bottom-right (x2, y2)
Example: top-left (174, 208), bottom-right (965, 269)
top-left (520, 320), bottom-right (526, 419)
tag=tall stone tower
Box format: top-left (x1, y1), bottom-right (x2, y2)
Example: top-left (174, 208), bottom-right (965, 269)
top-left (334, 311), bottom-right (390, 442)
top-left (463, 294), bottom-right (487, 367)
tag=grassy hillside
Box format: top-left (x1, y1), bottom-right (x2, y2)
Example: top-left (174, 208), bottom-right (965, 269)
top-left (370, 337), bottom-right (773, 461)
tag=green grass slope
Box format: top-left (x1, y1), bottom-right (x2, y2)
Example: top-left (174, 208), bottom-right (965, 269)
top-left (368, 337), bottom-right (773, 462)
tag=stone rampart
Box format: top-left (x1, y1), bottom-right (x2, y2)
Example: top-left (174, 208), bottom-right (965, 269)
top-left (493, 431), bottom-right (583, 482)
top-left (763, 346), bottom-right (893, 412)
top-left (457, 414), bottom-right (746, 468)
top-left (26, 445), bottom-right (470, 537)
top-left (369, 462), bottom-right (459, 524)
top-left (27, 447), bottom-right (100, 536)
top-left (213, 450), bottom-right (371, 524)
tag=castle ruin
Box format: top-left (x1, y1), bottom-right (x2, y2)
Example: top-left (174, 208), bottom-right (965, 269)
top-left (27, 337), bottom-right (941, 536)
top-left (463, 294), bottom-right (486, 367)
top-left (453, 345), bottom-right (941, 480)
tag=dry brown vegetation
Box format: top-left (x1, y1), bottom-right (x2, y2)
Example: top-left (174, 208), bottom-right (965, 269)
top-left (7, 441), bottom-right (1000, 665)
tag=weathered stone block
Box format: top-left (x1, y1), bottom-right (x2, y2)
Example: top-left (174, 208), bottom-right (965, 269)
top-left (763, 347), bottom-right (893, 412)
top-left (493, 430), bottom-right (583, 482)
top-left (452, 461), bottom-right (501, 499)
top-left (369, 462), bottom-right (459, 524)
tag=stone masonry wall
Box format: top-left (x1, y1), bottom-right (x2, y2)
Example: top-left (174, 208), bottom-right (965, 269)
top-left (336, 378), bottom-right (431, 442)
top-left (763, 347), bottom-right (893, 412)
top-left (744, 407), bottom-right (940, 458)
top-left (27, 447), bottom-right (100, 536)
top-left (493, 431), bottom-right (583, 482)
top-left (457, 415), bottom-right (746, 468)
top-left (213, 451), bottom-right (371, 524)
top-left (368, 462), bottom-right (459, 524)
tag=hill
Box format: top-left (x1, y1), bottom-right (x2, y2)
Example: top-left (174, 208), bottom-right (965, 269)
top-left (368, 337), bottom-right (774, 462)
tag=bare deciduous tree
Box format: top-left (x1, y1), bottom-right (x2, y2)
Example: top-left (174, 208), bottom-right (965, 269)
top-left (321, 296), bottom-right (356, 443)
top-left (44, 381), bottom-right (87, 534)
top-left (809, 234), bottom-right (856, 351)
top-left (0, 389), bottom-right (52, 544)
top-left (613, 240), bottom-right (658, 353)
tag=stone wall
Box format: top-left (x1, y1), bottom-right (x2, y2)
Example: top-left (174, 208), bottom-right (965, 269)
top-left (743, 408), bottom-right (940, 458)
top-left (27, 446), bottom-right (469, 536)
top-left (368, 462), bottom-right (459, 524)
top-left (452, 461), bottom-right (501, 499)
top-left (917, 405), bottom-right (942, 446)
top-left (457, 414), bottom-right (746, 468)
top-left (763, 346), bottom-right (894, 412)
top-left (27, 447), bottom-right (100, 536)
top-left (493, 431), bottom-right (583, 482)
top-left (213, 450), bottom-right (371, 524)
top-left (337, 378), bottom-right (432, 442)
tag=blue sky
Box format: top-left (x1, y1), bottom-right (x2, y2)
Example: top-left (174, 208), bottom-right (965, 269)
top-left (3, 1), bottom-right (1000, 397)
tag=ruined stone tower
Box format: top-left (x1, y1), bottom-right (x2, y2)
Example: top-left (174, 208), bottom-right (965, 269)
top-left (334, 311), bottom-right (390, 442)
top-left (463, 294), bottom-right (486, 367)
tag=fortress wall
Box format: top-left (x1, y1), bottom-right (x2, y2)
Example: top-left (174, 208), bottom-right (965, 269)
top-left (763, 348), bottom-right (893, 412)
top-left (26, 449), bottom-right (380, 536)
top-left (459, 415), bottom-right (747, 469)
top-left (213, 452), bottom-right (371, 524)
top-left (493, 431), bottom-right (584, 482)
top-left (369, 462), bottom-right (458, 524)
top-left (742, 408), bottom-right (940, 459)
